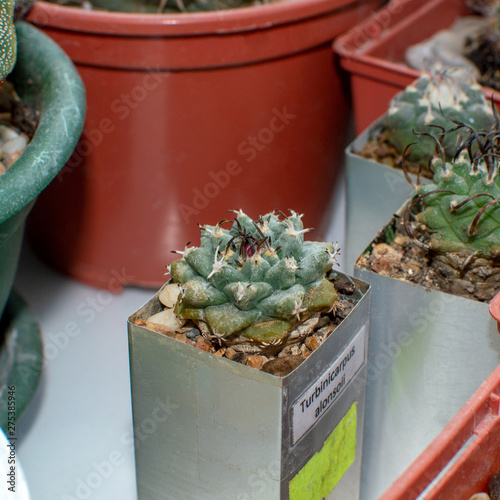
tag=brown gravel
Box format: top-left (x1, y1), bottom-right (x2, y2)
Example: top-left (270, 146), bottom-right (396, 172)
top-left (357, 215), bottom-right (500, 303)
top-left (141, 276), bottom-right (359, 376)
top-left (355, 128), bottom-right (434, 180)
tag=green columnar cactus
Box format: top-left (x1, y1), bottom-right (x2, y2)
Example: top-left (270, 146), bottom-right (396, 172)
top-left (169, 210), bottom-right (339, 344)
top-left (0, 0), bottom-right (16, 87)
top-left (405, 128), bottom-right (500, 256)
top-left (385, 73), bottom-right (495, 164)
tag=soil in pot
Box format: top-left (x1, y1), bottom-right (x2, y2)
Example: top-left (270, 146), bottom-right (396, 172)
top-left (355, 126), bottom-right (434, 179)
top-left (356, 213), bottom-right (500, 303)
top-left (0, 81), bottom-right (37, 177)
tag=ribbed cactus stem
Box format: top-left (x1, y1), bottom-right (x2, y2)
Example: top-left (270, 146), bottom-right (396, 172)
top-left (405, 126), bottom-right (500, 257)
top-left (385, 72), bottom-right (495, 164)
top-left (169, 210), bottom-right (339, 344)
top-left (0, 0), bottom-right (16, 88)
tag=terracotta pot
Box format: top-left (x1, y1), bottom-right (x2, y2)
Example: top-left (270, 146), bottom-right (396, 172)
top-left (0, 22), bottom-right (85, 318)
top-left (25, 0), bottom-right (382, 291)
top-left (333, 0), bottom-right (497, 134)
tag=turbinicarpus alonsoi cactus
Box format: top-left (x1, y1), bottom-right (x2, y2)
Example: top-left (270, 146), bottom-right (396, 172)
top-left (167, 210), bottom-right (339, 345)
top-left (385, 72), bottom-right (495, 165)
top-left (404, 123), bottom-right (500, 258)
top-left (0, 0), bottom-right (16, 91)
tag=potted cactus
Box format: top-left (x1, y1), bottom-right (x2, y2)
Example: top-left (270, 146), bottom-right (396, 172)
top-left (343, 70), bottom-right (496, 271)
top-left (353, 124), bottom-right (500, 500)
top-left (22, 0), bottom-right (382, 291)
top-left (128, 209), bottom-right (371, 499)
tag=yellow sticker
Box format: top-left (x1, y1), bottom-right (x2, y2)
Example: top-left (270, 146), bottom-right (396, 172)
top-left (289, 403), bottom-right (357, 500)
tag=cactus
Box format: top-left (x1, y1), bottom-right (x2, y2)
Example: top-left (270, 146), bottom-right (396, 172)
top-left (163, 0), bottom-right (260, 12)
top-left (90, 0), bottom-right (266, 14)
top-left (168, 210), bottom-right (339, 344)
top-left (0, 0), bottom-right (16, 89)
top-left (403, 124), bottom-right (500, 257)
top-left (385, 72), bottom-right (495, 164)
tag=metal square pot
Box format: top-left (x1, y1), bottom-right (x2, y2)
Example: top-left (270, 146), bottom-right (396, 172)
top-left (344, 118), bottom-right (429, 272)
top-left (128, 272), bottom-right (371, 499)
top-left (353, 212), bottom-right (500, 500)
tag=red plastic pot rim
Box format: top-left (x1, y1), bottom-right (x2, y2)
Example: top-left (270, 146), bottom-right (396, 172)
top-left (490, 292), bottom-right (500, 326)
top-left (27, 0), bottom-right (365, 36)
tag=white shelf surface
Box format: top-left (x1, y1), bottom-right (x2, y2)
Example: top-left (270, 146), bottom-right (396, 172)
top-left (13, 176), bottom-right (346, 500)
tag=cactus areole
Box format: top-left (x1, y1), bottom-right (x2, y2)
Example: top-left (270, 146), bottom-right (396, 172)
top-left (0, 0), bottom-right (16, 90)
top-left (168, 210), bottom-right (339, 345)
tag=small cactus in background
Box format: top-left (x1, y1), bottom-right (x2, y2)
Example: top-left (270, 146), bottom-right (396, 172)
top-left (168, 210), bottom-right (339, 345)
top-left (92, 0), bottom-right (268, 14)
top-left (385, 72), bottom-right (495, 164)
top-left (404, 124), bottom-right (500, 256)
top-left (0, 0), bottom-right (16, 90)
top-left (162, 0), bottom-right (266, 12)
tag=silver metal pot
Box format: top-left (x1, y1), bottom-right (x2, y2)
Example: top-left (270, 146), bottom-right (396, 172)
top-left (344, 118), bottom-right (429, 273)
top-left (128, 271), bottom-right (371, 499)
top-left (354, 213), bottom-right (500, 500)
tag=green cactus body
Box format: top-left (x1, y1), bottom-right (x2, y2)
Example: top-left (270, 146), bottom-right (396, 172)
top-left (90, 0), bottom-right (261, 13)
top-left (0, 0), bottom-right (15, 83)
top-left (170, 210), bottom-right (339, 344)
top-left (385, 73), bottom-right (495, 163)
top-left (414, 154), bottom-right (500, 256)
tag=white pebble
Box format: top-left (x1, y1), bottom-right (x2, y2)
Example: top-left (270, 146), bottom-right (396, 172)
top-left (159, 283), bottom-right (181, 308)
top-left (2, 134), bottom-right (28, 156)
top-left (147, 309), bottom-right (184, 332)
top-left (0, 124), bottom-right (19, 142)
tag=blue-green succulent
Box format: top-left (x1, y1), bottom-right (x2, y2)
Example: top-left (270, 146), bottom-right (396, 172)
top-left (386, 72), bottom-right (495, 164)
top-left (405, 124), bottom-right (500, 257)
top-left (169, 210), bottom-right (339, 344)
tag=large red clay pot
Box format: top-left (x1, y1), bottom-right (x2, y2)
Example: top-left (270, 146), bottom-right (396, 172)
top-left (26, 0), bottom-right (382, 290)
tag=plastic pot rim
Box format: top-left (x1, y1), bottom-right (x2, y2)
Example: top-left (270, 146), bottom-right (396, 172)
top-left (490, 292), bottom-right (500, 333)
top-left (28, 0), bottom-right (368, 36)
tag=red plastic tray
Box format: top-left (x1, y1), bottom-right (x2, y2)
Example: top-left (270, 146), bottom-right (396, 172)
top-left (379, 360), bottom-right (500, 499)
